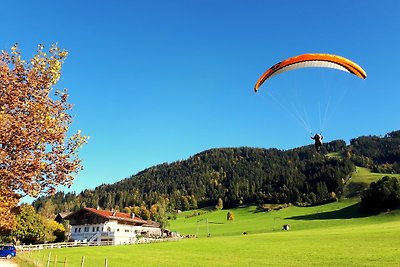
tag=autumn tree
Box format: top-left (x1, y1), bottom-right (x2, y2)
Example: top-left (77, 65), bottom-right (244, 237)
top-left (216, 197), bottom-right (223, 210)
top-left (122, 206), bottom-right (131, 214)
top-left (150, 202), bottom-right (170, 230)
top-left (38, 200), bottom-right (57, 219)
top-left (42, 219), bottom-right (65, 243)
top-left (226, 211), bottom-right (234, 223)
top-left (139, 205), bottom-right (151, 220)
top-left (0, 185), bottom-right (18, 232)
top-left (0, 44), bottom-right (88, 230)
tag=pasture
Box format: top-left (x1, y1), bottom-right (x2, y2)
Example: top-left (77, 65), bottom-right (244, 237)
top-left (17, 198), bottom-right (400, 266)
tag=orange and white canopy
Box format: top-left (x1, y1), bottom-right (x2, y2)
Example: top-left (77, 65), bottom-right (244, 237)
top-left (254, 53), bottom-right (367, 92)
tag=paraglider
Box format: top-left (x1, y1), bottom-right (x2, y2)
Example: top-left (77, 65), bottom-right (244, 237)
top-left (254, 53), bottom-right (366, 92)
top-left (311, 133), bottom-right (323, 151)
top-left (253, 53), bottom-right (366, 150)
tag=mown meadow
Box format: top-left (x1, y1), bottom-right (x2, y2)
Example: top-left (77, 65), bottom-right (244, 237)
top-left (16, 168), bottom-right (400, 266)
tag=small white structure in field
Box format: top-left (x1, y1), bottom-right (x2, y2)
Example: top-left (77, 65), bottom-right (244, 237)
top-left (282, 224), bottom-right (290, 231)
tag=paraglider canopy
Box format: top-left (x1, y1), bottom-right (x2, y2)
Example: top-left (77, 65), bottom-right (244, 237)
top-left (254, 53), bottom-right (367, 92)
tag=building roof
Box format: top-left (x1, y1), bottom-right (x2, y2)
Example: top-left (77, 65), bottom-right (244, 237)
top-left (55, 212), bottom-right (73, 222)
top-left (143, 220), bottom-right (161, 228)
top-left (64, 207), bottom-right (148, 224)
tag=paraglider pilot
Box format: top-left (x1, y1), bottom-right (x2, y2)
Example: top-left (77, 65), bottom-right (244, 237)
top-left (311, 133), bottom-right (323, 151)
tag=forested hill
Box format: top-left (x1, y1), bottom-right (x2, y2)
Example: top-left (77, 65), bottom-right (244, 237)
top-left (349, 130), bottom-right (400, 173)
top-left (33, 130), bottom-right (400, 214)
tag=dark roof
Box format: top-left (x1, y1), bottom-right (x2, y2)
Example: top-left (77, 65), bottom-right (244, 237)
top-left (55, 212), bottom-right (73, 222)
top-left (143, 220), bottom-right (161, 228)
top-left (64, 208), bottom-right (147, 224)
top-left (57, 212), bottom-right (73, 219)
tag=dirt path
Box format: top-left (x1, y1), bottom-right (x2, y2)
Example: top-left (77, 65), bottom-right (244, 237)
top-left (0, 258), bottom-right (19, 267)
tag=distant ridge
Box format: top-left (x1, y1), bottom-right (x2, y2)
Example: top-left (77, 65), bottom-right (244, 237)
top-left (33, 130), bottom-right (400, 215)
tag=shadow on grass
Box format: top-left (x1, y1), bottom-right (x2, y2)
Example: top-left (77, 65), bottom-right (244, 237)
top-left (286, 202), bottom-right (376, 220)
top-left (343, 182), bottom-right (368, 198)
top-left (252, 207), bottom-right (268, 214)
top-left (252, 204), bottom-right (289, 214)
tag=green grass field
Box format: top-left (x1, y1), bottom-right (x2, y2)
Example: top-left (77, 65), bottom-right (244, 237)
top-left (16, 168), bottom-right (400, 267)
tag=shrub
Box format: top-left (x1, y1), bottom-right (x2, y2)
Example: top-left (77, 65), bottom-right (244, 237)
top-left (361, 176), bottom-right (400, 212)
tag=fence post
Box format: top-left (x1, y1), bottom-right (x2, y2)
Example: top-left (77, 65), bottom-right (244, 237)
top-left (104, 258), bottom-right (108, 267)
top-left (80, 255), bottom-right (85, 267)
top-left (46, 252), bottom-right (52, 267)
top-left (54, 255), bottom-right (58, 267)
top-left (64, 257), bottom-right (68, 267)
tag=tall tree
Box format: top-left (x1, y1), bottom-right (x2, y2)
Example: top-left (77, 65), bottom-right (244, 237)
top-left (38, 200), bottom-right (57, 219)
top-left (42, 219), bottom-right (65, 243)
top-left (0, 44), bottom-right (88, 230)
top-left (11, 205), bottom-right (45, 244)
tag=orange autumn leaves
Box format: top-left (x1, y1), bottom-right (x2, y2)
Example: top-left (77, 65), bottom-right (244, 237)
top-left (0, 44), bottom-right (88, 230)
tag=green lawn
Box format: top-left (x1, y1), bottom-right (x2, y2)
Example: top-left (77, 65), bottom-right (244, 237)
top-left (17, 168), bottom-right (400, 267)
top-left (18, 199), bottom-right (400, 267)
top-left (325, 152), bottom-right (343, 159)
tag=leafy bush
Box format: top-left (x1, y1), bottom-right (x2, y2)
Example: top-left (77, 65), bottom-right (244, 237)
top-left (361, 176), bottom-right (400, 212)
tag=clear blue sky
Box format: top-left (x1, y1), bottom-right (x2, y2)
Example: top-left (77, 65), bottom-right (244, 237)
top-left (2, 1), bottom-right (400, 196)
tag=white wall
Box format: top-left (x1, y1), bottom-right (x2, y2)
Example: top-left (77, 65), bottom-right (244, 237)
top-left (70, 220), bottom-right (161, 245)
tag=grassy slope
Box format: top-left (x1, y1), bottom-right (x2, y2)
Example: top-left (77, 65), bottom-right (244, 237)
top-left (342, 166), bottom-right (400, 198)
top-left (17, 167), bottom-right (400, 267)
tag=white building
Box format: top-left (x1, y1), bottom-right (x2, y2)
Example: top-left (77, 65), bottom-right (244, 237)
top-left (64, 207), bottom-right (162, 245)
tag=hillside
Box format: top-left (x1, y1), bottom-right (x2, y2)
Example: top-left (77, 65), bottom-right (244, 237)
top-left (33, 130), bottom-right (400, 215)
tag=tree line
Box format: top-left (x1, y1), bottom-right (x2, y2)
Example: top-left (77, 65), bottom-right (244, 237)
top-left (33, 141), bottom-right (353, 213)
top-left (348, 130), bottom-right (400, 173)
top-left (33, 131), bottom-right (400, 216)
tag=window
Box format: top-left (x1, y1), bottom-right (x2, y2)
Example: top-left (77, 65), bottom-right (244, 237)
top-left (84, 227), bottom-right (89, 232)
top-left (97, 227), bottom-right (100, 231)
top-left (74, 228), bottom-right (78, 233)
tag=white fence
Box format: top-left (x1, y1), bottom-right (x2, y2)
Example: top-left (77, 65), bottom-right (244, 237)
top-left (17, 241), bottom-right (112, 251)
top-left (17, 237), bottom-right (181, 251)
